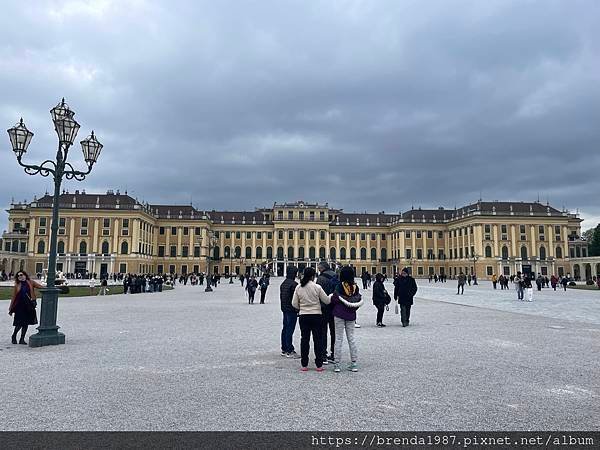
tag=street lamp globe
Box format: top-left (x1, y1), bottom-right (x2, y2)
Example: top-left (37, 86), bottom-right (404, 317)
top-left (80, 131), bottom-right (103, 166)
top-left (7, 118), bottom-right (34, 158)
top-left (54, 116), bottom-right (80, 145)
top-left (50, 98), bottom-right (75, 121)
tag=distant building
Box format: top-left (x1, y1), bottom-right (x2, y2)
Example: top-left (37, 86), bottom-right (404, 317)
top-left (1, 190), bottom-right (595, 280)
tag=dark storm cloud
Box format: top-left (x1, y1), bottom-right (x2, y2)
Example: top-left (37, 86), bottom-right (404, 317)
top-left (1, 0), bottom-right (600, 231)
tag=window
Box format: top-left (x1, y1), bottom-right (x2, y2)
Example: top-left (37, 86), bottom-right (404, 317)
top-left (245, 246), bottom-right (252, 258)
top-left (459, 248), bottom-right (463, 259)
top-left (195, 227), bottom-right (201, 236)
top-left (416, 249), bottom-right (423, 259)
top-left (57, 241), bottom-right (65, 254)
top-left (257, 232), bottom-right (262, 240)
top-left (350, 248), bottom-right (357, 259)
top-left (405, 249), bottom-right (412, 259)
top-left (501, 246), bottom-right (509, 260)
top-left (170, 245), bottom-right (177, 257)
top-left (171, 227), bottom-right (177, 235)
top-left (267, 232), bottom-right (273, 240)
top-left (79, 241), bottom-right (88, 255)
top-left (298, 247), bottom-right (305, 259)
top-left (320, 231), bottom-right (325, 240)
top-left (299, 231), bottom-right (305, 240)
top-left (80, 228), bottom-right (88, 236)
top-left (521, 246), bottom-right (528, 260)
top-left (438, 231), bottom-right (443, 239)
top-left (288, 211), bottom-right (293, 220)
top-left (288, 247), bottom-right (294, 259)
top-left (487, 266), bottom-right (493, 276)
top-left (256, 247), bottom-right (263, 259)
top-left (183, 227), bottom-right (189, 236)
top-left (159, 227), bottom-right (165, 235)
top-left (236, 231), bottom-right (241, 239)
top-left (538, 225), bottom-right (544, 235)
top-left (37, 240), bottom-right (45, 254)
top-left (501, 224), bottom-right (507, 233)
top-left (101, 241), bottom-right (109, 254)
top-left (417, 266), bottom-right (424, 276)
top-left (381, 248), bottom-right (387, 261)
top-left (485, 245), bottom-right (492, 258)
top-left (309, 231), bottom-right (315, 240)
top-left (277, 247), bottom-right (284, 259)
top-left (330, 233), bottom-right (335, 240)
top-left (350, 233), bottom-right (356, 241)
top-left (319, 247), bottom-right (325, 259)
top-left (213, 246), bottom-right (220, 259)
top-left (381, 234), bottom-right (386, 240)
top-left (82, 218), bottom-right (88, 228)
top-left (438, 249), bottom-right (445, 260)
top-left (278, 230), bottom-right (283, 240)
top-left (582, 247), bottom-right (588, 257)
top-left (103, 218), bottom-right (110, 228)
top-left (539, 246), bottom-right (546, 260)
top-left (278, 211), bottom-right (283, 220)
top-left (330, 247), bottom-right (336, 259)
top-left (246, 232), bottom-right (251, 239)
top-left (416, 231), bottom-right (422, 239)
top-left (360, 248), bottom-right (367, 260)
top-left (235, 246), bottom-right (241, 258)
top-left (340, 233), bottom-right (346, 240)
top-left (182, 246), bottom-right (189, 257)
top-left (556, 247), bottom-right (562, 259)
top-left (299, 211), bottom-right (304, 220)
top-left (59, 218), bottom-right (66, 227)
top-left (371, 233), bottom-right (376, 240)
top-left (340, 248), bottom-right (347, 259)
top-left (158, 246), bottom-right (165, 257)
top-left (427, 230), bottom-right (433, 239)
top-left (370, 248), bottom-right (376, 260)
top-left (319, 211), bottom-right (325, 220)
top-left (288, 230), bottom-right (293, 240)
top-left (267, 247), bottom-right (273, 259)
top-left (39, 217), bottom-right (47, 227)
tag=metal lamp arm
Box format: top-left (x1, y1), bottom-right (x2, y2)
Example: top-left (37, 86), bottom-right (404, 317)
top-left (63, 162), bottom-right (92, 181)
top-left (16, 157), bottom-right (57, 177)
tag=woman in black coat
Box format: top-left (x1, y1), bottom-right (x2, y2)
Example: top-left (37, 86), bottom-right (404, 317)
top-left (8, 271), bottom-right (41, 344)
top-left (372, 273), bottom-right (389, 327)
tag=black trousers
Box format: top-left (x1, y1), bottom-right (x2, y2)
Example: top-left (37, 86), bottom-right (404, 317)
top-left (375, 304), bottom-right (385, 324)
top-left (400, 304), bottom-right (412, 325)
top-left (260, 289), bottom-right (267, 303)
top-left (299, 314), bottom-right (324, 368)
top-left (320, 312), bottom-right (335, 359)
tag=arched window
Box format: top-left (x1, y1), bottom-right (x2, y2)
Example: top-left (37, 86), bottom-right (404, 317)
top-left (235, 246), bottom-right (241, 258)
top-left (277, 247), bottom-right (283, 259)
top-left (319, 247), bottom-right (326, 259)
top-left (309, 247), bottom-right (316, 260)
top-left (11, 241), bottom-right (19, 252)
top-left (556, 246), bottom-right (562, 259)
top-left (120, 241), bottom-right (128, 255)
top-left (381, 248), bottom-right (387, 261)
top-left (350, 248), bottom-right (357, 260)
top-left (267, 246), bottom-right (273, 259)
top-left (330, 247), bottom-right (336, 260)
top-left (224, 246), bottom-right (231, 258)
top-left (213, 246), bottom-right (220, 259)
top-left (360, 248), bottom-right (367, 260)
top-left (80, 241), bottom-right (88, 255)
top-left (539, 246), bottom-right (546, 260)
top-left (485, 245), bottom-right (492, 258)
top-left (371, 248), bottom-right (377, 260)
top-left (501, 246), bottom-right (509, 260)
top-left (287, 246), bottom-right (294, 259)
top-left (101, 241), bottom-right (109, 254)
top-left (37, 240), bottom-right (46, 254)
top-left (340, 247), bottom-right (347, 259)
top-left (298, 247), bottom-right (305, 260)
top-left (245, 246), bottom-right (252, 258)
top-left (57, 241), bottom-right (65, 254)
top-left (256, 246), bottom-right (263, 259)
top-left (521, 246), bottom-right (528, 260)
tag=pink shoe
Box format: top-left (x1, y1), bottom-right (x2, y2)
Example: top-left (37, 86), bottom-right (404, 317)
top-left (300, 367), bottom-right (309, 372)
top-left (315, 367), bottom-right (325, 372)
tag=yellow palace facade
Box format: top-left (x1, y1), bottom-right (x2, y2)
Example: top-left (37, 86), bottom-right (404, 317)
top-left (1, 190), bottom-right (591, 280)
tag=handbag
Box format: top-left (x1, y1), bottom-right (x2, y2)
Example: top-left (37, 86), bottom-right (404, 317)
top-left (394, 301), bottom-right (399, 315)
top-left (25, 293), bottom-right (37, 310)
top-left (383, 290), bottom-right (391, 305)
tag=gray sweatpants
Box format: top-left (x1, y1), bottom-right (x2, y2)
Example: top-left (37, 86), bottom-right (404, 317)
top-left (334, 317), bottom-right (358, 364)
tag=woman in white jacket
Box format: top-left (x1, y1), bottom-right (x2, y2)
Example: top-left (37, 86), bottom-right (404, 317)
top-left (292, 267), bottom-right (331, 372)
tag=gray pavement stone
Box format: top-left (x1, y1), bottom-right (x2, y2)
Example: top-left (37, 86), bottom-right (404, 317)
top-left (0, 279), bottom-right (598, 431)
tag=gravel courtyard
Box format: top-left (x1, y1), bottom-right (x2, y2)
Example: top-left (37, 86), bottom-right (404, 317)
top-left (1, 279), bottom-right (598, 431)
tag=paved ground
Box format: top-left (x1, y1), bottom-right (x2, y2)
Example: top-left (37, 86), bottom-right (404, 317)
top-left (0, 278), bottom-right (598, 431)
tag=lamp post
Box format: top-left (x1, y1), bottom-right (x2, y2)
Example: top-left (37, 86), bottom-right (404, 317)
top-left (203, 231), bottom-right (218, 292)
top-left (7, 99), bottom-right (102, 347)
top-left (229, 250), bottom-right (234, 283)
top-left (471, 254), bottom-right (480, 284)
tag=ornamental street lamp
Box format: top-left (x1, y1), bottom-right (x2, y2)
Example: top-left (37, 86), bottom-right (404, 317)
top-left (471, 253), bottom-right (480, 284)
top-left (7, 99), bottom-right (102, 347)
top-left (202, 231), bottom-right (218, 292)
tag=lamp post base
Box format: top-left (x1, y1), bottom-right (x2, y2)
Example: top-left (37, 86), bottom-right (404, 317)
top-left (29, 287), bottom-right (66, 347)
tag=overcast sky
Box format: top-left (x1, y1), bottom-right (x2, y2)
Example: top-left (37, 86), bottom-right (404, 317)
top-left (1, 0), bottom-right (600, 232)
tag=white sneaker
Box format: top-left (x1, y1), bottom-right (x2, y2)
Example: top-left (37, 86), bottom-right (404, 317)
top-left (354, 323), bottom-right (361, 328)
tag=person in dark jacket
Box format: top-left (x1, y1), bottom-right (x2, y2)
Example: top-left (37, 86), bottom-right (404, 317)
top-left (259, 274), bottom-right (270, 304)
top-left (8, 271), bottom-right (41, 344)
top-left (316, 261), bottom-right (338, 364)
top-left (279, 266), bottom-right (299, 358)
top-left (246, 276), bottom-right (258, 304)
top-left (393, 267), bottom-right (418, 327)
top-left (372, 273), bottom-right (390, 327)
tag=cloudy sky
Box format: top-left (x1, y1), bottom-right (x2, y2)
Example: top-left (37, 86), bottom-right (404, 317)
top-left (1, 0), bottom-right (600, 232)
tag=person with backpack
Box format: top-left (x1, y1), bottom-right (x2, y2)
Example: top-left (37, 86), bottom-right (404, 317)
top-left (292, 267), bottom-right (332, 372)
top-left (331, 266), bottom-right (364, 372)
top-left (279, 266), bottom-right (299, 358)
top-left (393, 267), bottom-right (418, 327)
top-left (372, 273), bottom-right (390, 327)
top-left (316, 261), bottom-right (338, 364)
top-left (246, 276), bottom-right (258, 304)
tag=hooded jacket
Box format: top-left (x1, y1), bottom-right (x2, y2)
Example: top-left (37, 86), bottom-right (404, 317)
top-left (330, 284), bottom-right (363, 321)
top-left (280, 272), bottom-right (298, 313)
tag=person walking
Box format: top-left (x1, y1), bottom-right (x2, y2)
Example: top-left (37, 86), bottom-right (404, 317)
top-left (331, 266), bottom-right (364, 372)
top-left (394, 267), bottom-right (418, 327)
top-left (89, 276), bottom-right (96, 296)
top-left (315, 261), bottom-right (338, 364)
top-left (291, 267), bottom-right (332, 372)
top-left (8, 271), bottom-right (41, 344)
top-left (258, 274), bottom-right (270, 304)
top-left (524, 275), bottom-right (533, 302)
top-left (372, 273), bottom-right (390, 327)
top-left (99, 277), bottom-right (109, 296)
top-left (279, 266), bottom-right (299, 358)
top-left (560, 276), bottom-right (569, 291)
top-left (246, 276), bottom-right (258, 304)
top-left (491, 274), bottom-right (498, 289)
top-left (550, 274), bottom-right (558, 291)
top-left (457, 271), bottom-right (466, 295)
top-left (514, 272), bottom-right (524, 300)
top-left (536, 274), bottom-right (543, 291)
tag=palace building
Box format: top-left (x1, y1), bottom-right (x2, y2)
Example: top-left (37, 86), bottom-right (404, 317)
top-left (1, 190), bottom-right (596, 281)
